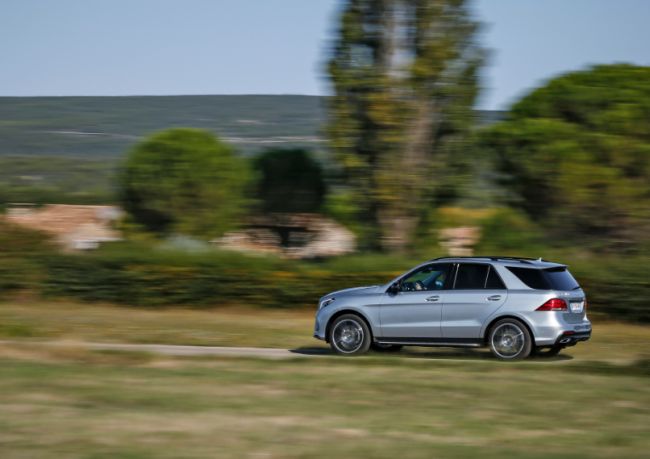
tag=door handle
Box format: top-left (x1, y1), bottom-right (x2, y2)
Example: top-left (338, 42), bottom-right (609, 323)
top-left (487, 295), bottom-right (502, 301)
top-left (426, 296), bottom-right (440, 302)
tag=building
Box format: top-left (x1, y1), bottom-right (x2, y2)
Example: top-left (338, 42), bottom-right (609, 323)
top-left (5, 204), bottom-right (122, 250)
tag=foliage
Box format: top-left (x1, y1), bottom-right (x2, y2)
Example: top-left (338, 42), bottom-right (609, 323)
top-left (119, 129), bottom-right (251, 238)
top-left (253, 149), bottom-right (326, 213)
top-left (41, 247), bottom-right (400, 308)
top-left (0, 241), bottom-right (625, 321)
top-left (0, 221), bottom-right (54, 294)
top-left (569, 256), bottom-right (650, 324)
top-left (479, 64), bottom-right (650, 248)
top-left (327, 0), bottom-right (484, 251)
top-left (473, 208), bottom-right (546, 255)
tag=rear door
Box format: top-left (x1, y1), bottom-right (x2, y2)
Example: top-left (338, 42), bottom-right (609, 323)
top-left (441, 263), bottom-right (507, 339)
top-left (379, 263), bottom-right (453, 338)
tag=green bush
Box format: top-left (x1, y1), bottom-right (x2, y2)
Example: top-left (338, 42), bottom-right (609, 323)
top-left (474, 208), bottom-right (546, 255)
top-left (0, 231), bottom-right (646, 322)
top-left (569, 257), bottom-right (650, 323)
top-left (0, 221), bottom-right (53, 296)
top-left (119, 129), bottom-right (251, 238)
top-left (36, 246), bottom-right (649, 323)
top-left (253, 149), bottom-right (326, 213)
top-left (41, 247), bottom-right (400, 308)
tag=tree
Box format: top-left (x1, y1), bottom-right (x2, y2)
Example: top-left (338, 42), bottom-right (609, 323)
top-left (253, 149), bottom-right (326, 213)
top-left (120, 128), bottom-right (250, 238)
top-left (480, 64), bottom-right (650, 248)
top-left (327, 0), bottom-right (483, 251)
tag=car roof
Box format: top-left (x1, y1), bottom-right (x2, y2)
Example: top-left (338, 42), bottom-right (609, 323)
top-left (427, 256), bottom-right (566, 269)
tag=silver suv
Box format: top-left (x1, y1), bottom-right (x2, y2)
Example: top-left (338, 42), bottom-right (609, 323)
top-left (313, 257), bottom-right (591, 360)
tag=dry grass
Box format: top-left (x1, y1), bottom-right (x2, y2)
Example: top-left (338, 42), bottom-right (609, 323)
top-left (0, 299), bottom-right (649, 458)
top-left (0, 299), bottom-right (316, 349)
top-left (1, 299), bottom-right (648, 362)
top-left (0, 349), bottom-right (648, 458)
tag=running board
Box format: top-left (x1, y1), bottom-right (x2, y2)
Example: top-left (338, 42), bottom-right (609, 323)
top-left (376, 338), bottom-right (482, 348)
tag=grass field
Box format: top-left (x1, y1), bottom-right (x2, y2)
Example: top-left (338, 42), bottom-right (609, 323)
top-left (0, 300), bottom-right (649, 458)
top-left (1, 299), bottom-right (649, 361)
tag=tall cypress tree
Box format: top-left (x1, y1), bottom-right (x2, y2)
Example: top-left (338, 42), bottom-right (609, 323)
top-left (328, 0), bottom-right (483, 251)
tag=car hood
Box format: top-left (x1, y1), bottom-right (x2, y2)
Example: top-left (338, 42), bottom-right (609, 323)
top-left (325, 285), bottom-right (383, 298)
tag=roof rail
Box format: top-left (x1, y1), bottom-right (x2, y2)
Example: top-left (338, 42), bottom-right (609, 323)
top-left (430, 255), bottom-right (550, 264)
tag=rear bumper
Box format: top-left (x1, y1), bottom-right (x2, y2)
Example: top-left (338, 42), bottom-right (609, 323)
top-left (525, 312), bottom-right (592, 346)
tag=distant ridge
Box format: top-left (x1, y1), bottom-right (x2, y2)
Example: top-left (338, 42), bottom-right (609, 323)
top-left (0, 95), bottom-right (502, 158)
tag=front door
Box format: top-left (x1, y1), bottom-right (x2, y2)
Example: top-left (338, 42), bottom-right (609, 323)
top-left (379, 263), bottom-right (453, 338)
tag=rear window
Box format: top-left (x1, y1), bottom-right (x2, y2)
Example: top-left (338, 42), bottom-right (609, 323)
top-left (506, 266), bottom-right (579, 291)
top-left (544, 267), bottom-right (580, 291)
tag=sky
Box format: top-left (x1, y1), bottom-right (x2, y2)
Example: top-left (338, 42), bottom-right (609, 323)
top-left (1, 0), bottom-right (648, 110)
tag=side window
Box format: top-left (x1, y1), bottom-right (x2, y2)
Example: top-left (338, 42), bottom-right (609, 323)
top-left (454, 263), bottom-right (490, 290)
top-left (485, 266), bottom-right (506, 289)
top-left (401, 263), bottom-right (452, 292)
top-left (506, 267), bottom-right (549, 289)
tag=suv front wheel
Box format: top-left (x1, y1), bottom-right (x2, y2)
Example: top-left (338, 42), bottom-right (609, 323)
top-left (329, 314), bottom-right (371, 356)
top-left (488, 318), bottom-right (532, 360)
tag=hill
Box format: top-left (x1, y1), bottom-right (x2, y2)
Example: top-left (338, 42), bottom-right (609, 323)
top-left (0, 95), bottom-right (502, 159)
top-left (0, 95), bottom-right (327, 158)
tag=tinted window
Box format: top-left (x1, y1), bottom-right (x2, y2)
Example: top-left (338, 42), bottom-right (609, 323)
top-left (506, 266), bottom-right (580, 291)
top-left (544, 267), bottom-right (579, 291)
top-left (485, 266), bottom-right (506, 289)
top-left (507, 267), bottom-right (549, 289)
top-left (454, 264), bottom-right (489, 289)
top-left (401, 263), bottom-right (452, 291)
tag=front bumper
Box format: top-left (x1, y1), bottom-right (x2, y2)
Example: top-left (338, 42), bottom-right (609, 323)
top-left (313, 310), bottom-right (328, 341)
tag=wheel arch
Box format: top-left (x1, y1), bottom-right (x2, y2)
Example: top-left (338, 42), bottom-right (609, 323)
top-left (482, 314), bottom-right (536, 345)
top-left (325, 309), bottom-right (375, 343)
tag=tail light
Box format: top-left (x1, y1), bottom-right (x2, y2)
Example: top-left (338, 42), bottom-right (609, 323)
top-left (536, 298), bottom-right (568, 311)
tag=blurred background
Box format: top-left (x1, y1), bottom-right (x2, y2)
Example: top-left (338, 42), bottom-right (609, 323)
top-left (0, 1), bottom-right (649, 458)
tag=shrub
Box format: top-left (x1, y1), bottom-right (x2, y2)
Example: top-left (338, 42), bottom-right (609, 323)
top-left (119, 129), bottom-right (250, 238)
top-left (253, 149), bottom-right (326, 213)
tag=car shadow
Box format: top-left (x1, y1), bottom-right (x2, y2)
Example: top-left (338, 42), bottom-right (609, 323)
top-left (289, 347), bottom-right (334, 356)
top-left (289, 346), bottom-right (574, 362)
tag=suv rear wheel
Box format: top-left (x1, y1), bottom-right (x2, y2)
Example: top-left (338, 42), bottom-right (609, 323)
top-left (329, 314), bottom-right (371, 356)
top-left (488, 318), bottom-right (532, 360)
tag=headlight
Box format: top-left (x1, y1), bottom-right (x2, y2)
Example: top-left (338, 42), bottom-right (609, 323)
top-left (320, 297), bottom-right (336, 309)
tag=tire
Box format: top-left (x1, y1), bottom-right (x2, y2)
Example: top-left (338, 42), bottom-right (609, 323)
top-left (329, 314), bottom-right (371, 356)
top-left (488, 318), bottom-right (533, 361)
top-left (371, 343), bottom-right (403, 353)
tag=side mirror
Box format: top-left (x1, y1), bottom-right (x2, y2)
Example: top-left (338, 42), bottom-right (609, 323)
top-left (387, 282), bottom-right (400, 295)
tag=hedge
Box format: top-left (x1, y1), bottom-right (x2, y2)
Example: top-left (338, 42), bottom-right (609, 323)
top-left (41, 252), bottom-right (400, 308)
top-left (0, 246), bottom-right (647, 322)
